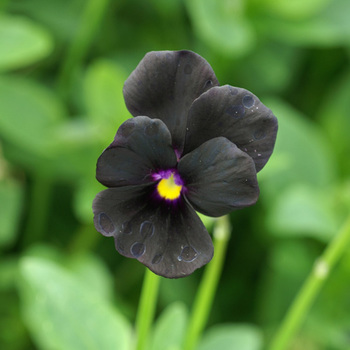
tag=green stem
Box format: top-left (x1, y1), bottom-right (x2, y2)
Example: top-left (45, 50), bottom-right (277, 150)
top-left (57, 0), bottom-right (110, 97)
top-left (23, 175), bottom-right (52, 246)
top-left (183, 215), bottom-right (231, 350)
top-left (269, 213), bottom-right (350, 350)
top-left (135, 268), bottom-right (161, 350)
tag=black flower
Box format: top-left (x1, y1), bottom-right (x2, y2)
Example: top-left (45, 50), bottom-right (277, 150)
top-left (92, 50), bottom-right (278, 278)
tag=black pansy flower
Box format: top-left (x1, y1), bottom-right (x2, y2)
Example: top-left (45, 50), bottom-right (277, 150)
top-left (92, 50), bottom-right (277, 278)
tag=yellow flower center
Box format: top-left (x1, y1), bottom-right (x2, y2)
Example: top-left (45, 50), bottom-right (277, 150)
top-left (157, 173), bottom-right (182, 200)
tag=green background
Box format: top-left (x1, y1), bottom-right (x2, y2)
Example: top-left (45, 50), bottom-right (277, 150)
top-left (1, 0), bottom-right (350, 349)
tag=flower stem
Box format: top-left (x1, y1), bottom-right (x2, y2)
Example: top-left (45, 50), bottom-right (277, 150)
top-left (57, 0), bottom-right (109, 98)
top-left (22, 175), bottom-right (52, 246)
top-left (135, 268), bottom-right (161, 350)
top-left (269, 213), bottom-right (350, 350)
top-left (183, 215), bottom-right (231, 350)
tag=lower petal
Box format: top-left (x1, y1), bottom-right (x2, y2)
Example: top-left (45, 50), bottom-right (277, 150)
top-left (92, 185), bottom-right (213, 278)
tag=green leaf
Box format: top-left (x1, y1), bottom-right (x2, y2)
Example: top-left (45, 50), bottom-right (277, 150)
top-left (259, 0), bottom-right (350, 46)
top-left (262, 0), bottom-right (332, 20)
top-left (237, 43), bottom-right (301, 95)
top-left (0, 178), bottom-right (23, 248)
top-left (23, 244), bottom-right (118, 305)
top-left (148, 302), bottom-right (188, 350)
top-left (197, 324), bottom-right (263, 350)
top-left (0, 76), bottom-right (66, 157)
top-left (266, 185), bottom-right (339, 242)
top-left (74, 176), bottom-right (104, 223)
top-left (257, 241), bottom-right (318, 325)
top-left (83, 59), bottom-right (129, 141)
top-left (48, 118), bottom-right (102, 180)
top-left (67, 253), bottom-right (114, 302)
top-left (0, 15), bottom-right (53, 71)
top-left (319, 68), bottom-right (350, 176)
top-left (185, 0), bottom-right (255, 57)
top-left (18, 256), bottom-right (131, 350)
top-left (258, 97), bottom-right (336, 198)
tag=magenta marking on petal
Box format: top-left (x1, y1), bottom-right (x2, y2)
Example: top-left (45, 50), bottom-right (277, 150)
top-left (152, 169), bottom-right (179, 181)
top-left (152, 173), bottom-right (162, 181)
top-left (174, 149), bottom-right (182, 161)
top-left (173, 172), bottom-right (184, 186)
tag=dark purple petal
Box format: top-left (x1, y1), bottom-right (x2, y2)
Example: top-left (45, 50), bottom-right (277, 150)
top-left (183, 85), bottom-right (278, 172)
top-left (92, 185), bottom-right (213, 278)
top-left (178, 137), bottom-right (259, 217)
top-left (123, 50), bottom-right (219, 153)
top-left (96, 116), bottom-right (177, 187)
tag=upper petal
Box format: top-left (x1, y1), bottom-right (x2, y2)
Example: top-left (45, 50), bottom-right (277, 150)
top-left (182, 85), bottom-right (278, 172)
top-left (96, 116), bottom-right (177, 187)
top-left (123, 50), bottom-right (219, 153)
top-left (178, 137), bottom-right (259, 217)
top-left (92, 185), bottom-right (213, 278)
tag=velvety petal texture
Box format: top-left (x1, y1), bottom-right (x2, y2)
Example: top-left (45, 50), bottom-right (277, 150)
top-left (183, 85), bottom-right (278, 172)
top-left (93, 185), bottom-right (213, 278)
top-left (123, 50), bottom-right (219, 152)
top-left (96, 116), bottom-right (177, 187)
top-left (93, 50), bottom-right (278, 278)
top-left (179, 137), bottom-right (259, 217)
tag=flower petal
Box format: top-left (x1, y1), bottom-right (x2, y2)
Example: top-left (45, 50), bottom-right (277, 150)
top-left (96, 116), bottom-right (177, 187)
top-left (183, 85), bottom-right (278, 172)
top-left (92, 184), bottom-right (214, 278)
top-left (178, 137), bottom-right (259, 217)
top-left (123, 50), bottom-right (219, 152)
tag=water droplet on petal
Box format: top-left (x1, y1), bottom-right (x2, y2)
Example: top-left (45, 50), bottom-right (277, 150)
top-left (226, 105), bottom-right (245, 119)
top-left (178, 246), bottom-right (198, 262)
top-left (131, 242), bottom-right (145, 258)
top-left (229, 86), bottom-right (238, 95)
top-left (253, 128), bottom-right (266, 140)
top-left (203, 79), bottom-right (213, 90)
top-left (242, 94), bottom-right (255, 108)
top-left (140, 221), bottom-right (154, 239)
top-left (98, 213), bottom-right (115, 236)
top-left (152, 254), bottom-right (163, 265)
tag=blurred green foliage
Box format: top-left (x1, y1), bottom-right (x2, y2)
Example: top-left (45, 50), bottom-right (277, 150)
top-left (1, 0), bottom-right (350, 349)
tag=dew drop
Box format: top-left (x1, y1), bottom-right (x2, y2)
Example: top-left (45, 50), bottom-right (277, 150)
top-left (131, 242), bottom-right (145, 258)
top-left (229, 86), bottom-right (238, 95)
top-left (203, 79), bottom-right (213, 90)
top-left (226, 105), bottom-right (245, 119)
top-left (178, 246), bottom-right (198, 262)
top-left (152, 254), bottom-right (163, 265)
top-left (242, 94), bottom-right (255, 108)
top-left (140, 221), bottom-right (154, 239)
top-left (98, 213), bottom-right (115, 236)
top-left (253, 128), bottom-right (266, 140)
